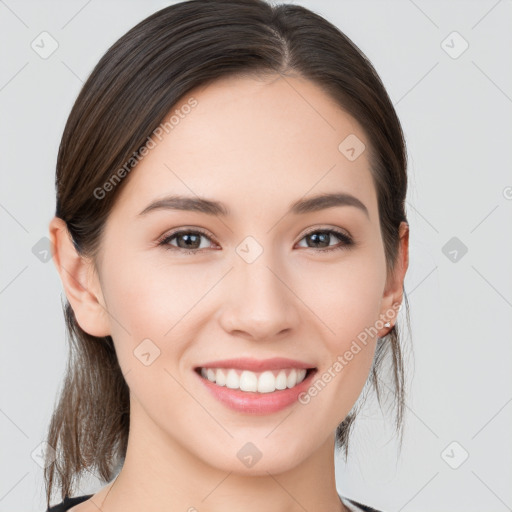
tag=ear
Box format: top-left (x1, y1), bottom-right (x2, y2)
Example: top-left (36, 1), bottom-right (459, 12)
top-left (49, 216), bottom-right (111, 337)
top-left (378, 221), bottom-right (409, 336)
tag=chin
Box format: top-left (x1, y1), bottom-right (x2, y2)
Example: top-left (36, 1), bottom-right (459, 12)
top-left (194, 435), bottom-right (312, 476)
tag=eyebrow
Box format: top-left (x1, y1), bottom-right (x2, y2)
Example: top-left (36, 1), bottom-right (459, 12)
top-left (138, 192), bottom-right (369, 219)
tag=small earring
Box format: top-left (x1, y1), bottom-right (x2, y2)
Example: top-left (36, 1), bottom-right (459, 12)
top-left (384, 321), bottom-right (391, 328)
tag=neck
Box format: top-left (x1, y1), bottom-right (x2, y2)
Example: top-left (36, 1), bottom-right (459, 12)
top-left (100, 397), bottom-right (348, 512)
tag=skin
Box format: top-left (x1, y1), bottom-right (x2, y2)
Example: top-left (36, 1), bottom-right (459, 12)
top-left (49, 73), bottom-right (409, 512)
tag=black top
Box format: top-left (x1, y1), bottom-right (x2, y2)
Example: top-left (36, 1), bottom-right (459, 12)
top-left (46, 493), bottom-right (384, 511)
top-left (46, 494), bottom-right (93, 511)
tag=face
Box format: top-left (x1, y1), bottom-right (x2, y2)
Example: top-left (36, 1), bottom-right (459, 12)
top-left (82, 73), bottom-right (403, 475)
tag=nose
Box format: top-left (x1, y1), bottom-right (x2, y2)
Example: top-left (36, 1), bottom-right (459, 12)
top-left (217, 255), bottom-right (301, 342)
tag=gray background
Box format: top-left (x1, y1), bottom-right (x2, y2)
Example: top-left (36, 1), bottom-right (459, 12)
top-left (1, 0), bottom-right (511, 511)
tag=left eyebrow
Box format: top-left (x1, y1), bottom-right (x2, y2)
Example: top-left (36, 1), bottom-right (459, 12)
top-left (289, 192), bottom-right (369, 219)
top-left (137, 192), bottom-right (369, 219)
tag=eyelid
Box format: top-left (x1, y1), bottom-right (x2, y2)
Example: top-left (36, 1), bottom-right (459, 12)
top-left (156, 226), bottom-right (219, 248)
top-left (299, 225), bottom-right (352, 240)
top-left (294, 226), bottom-right (354, 252)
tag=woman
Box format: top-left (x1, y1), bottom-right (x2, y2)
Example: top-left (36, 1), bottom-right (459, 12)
top-left (44, 0), bottom-right (410, 510)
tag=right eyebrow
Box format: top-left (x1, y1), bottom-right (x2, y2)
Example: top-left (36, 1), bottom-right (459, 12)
top-left (138, 195), bottom-right (229, 217)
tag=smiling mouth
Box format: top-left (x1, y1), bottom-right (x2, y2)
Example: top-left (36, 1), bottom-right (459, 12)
top-left (195, 367), bottom-right (317, 394)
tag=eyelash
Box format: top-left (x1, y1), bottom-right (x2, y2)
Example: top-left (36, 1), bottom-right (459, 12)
top-left (157, 227), bottom-right (354, 255)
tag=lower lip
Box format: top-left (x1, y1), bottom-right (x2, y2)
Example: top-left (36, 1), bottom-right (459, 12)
top-left (194, 369), bottom-right (317, 414)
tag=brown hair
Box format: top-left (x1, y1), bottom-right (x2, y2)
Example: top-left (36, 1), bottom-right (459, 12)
top-left (45, 0), bottom-right (411, 507)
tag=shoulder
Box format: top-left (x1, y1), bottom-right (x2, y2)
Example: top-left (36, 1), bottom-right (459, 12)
top-left (46, 494), bottom-right (93, 512)
top-left (340, 494), bottom-right (386, 512)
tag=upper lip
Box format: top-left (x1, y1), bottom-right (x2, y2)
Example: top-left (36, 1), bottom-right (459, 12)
top-left (196, 357), bottom-right (316, 372)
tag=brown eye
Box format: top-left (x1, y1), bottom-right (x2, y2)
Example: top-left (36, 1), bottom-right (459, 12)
top-left (158, 229), bottom-right (215, 254)
top-left (297, 229), bottom-right (353, 252)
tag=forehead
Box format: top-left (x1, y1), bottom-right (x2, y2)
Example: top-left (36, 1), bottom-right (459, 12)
top-left (110, 73), bottom-right (378, 223)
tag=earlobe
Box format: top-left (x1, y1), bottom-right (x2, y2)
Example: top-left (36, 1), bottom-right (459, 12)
top-left (48, 216), bottom-right (111, 337)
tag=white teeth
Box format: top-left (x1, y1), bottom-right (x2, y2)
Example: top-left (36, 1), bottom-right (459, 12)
top-left (240, 370), bottom-right (258, 392)
top-left (216, 368), bottom-right (227, 386)
top-left (199, 367), bottom-right (308, 393)
top-left (257, 371), bottom-right (275, 393)
top-left (226, 369), bottom-right (239, 389)
top-left (275, 371), bottom-right (288, 390)
top-left (287, 369), bottom-right (297, 389)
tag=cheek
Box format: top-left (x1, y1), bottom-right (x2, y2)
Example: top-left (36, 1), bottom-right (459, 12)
top-left (293, 252), bottom-right (385, 408)
top-left (295, 252), bottom-right (386, 348)
top-left (99, 256), bottom-right (208, 414)
top-left (100, 253), bottom-right (223, 385)
top-left (103, 254), bottom-right (214, 340)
